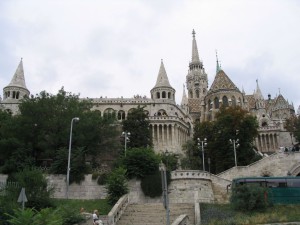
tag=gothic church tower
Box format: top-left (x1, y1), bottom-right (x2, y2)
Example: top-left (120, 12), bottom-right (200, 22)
top-left (186, 30), bottom-right (208, 122)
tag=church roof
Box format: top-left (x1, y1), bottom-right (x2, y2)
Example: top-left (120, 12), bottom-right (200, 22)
top-left (153, 60), bottom-right (173, 89)
top-left (6, 58), bottom-right (28, 89)
top-left (207, 69), bottom-right (240, 95)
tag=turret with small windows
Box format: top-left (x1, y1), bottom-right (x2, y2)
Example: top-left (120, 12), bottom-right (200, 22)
top-left (150, 60), bottom-right (175, 104)
top-left (2, 58), bottom-right (30, 114)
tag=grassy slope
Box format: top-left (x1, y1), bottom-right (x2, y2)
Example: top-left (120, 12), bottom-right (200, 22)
top-left (201, 204), bottom-right (300, 225)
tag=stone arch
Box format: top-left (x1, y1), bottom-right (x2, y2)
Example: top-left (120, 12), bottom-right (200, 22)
top-left (104, 108), bottom-right (116, 118)
top-left (196, 90), bottom-right (200, 98)
top-left (208, 99), bottom-right (212, 110)
top-left (156, 92), bottom-right (160, 99)
top-left (117, 110), bottom-right (125, 120)
top-left (157, 109), bottom-right (167, 116)
top-left (214, 97), bottom-right (219, 109)
top-left (222, 96), bottom-right (229, 107)
top-left (162, 91), bottom-right (166, 98)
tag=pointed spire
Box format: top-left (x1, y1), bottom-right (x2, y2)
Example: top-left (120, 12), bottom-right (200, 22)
top-left (8, 58), bottom-right (28, 89)
top-left (255, 79), bottom-right (264, 100)
top-left (153, 59), bottom-right (172, 88)
top-left (191, 29), bottom-right (200, 63)
top-left (181, 84), bottom-right (188, 106)
top-left (216, 50), bottom-right (221, 73)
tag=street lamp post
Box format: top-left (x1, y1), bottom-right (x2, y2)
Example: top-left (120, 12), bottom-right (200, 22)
top-left (122, 131), bottom-right (130, 157)
top-left (159, 162), bottom-right (170, 225)
top-left (66, 117), bottom-right (79, 199)
top-left (197, 138), bottom-right (207, 171)
top-left (229, 138), bottom-right (239, 167)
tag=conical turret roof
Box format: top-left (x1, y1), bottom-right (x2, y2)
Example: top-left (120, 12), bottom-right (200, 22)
top-left (208, 70), bottom-right (240, 94)
top-left (153, 60), bottom-right (173, 88)
top-left (7, 58), bottom-right (28, 89)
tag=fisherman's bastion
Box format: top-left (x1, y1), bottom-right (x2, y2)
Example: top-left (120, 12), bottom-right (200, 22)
top-left (1, 29), bottom-right (300, 224)
top-left (0, 30), bottom-right (295, 156)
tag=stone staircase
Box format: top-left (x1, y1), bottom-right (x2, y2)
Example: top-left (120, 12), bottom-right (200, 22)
top-left (116, 203), bottom-right (195, 225)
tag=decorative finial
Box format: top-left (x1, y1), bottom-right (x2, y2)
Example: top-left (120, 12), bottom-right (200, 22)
top-left (192, 29), bottom-right (196, 38)
top-left (216, 50), bottom-right (221, 73)
top-left (21, 57), bottom-right (23, 61)
top-left (279, 88), bottom-right (281, 94)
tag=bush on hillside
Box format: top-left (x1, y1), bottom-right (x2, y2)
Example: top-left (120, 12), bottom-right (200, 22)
top-left (230, 184), bottom-right (269, 211)
top-left (106, 167), bottom-right (128, 205)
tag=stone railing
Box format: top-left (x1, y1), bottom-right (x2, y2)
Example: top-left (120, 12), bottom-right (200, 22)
top-left (107, 194), bottom-right (129, 225)
top-left (171, 170), bottom-right (211, 180)
top-left (171, 214), bottom-right (189, 225)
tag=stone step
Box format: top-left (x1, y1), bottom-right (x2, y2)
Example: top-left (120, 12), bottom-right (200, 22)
top-left (116, 203), bottom-right (194, 225)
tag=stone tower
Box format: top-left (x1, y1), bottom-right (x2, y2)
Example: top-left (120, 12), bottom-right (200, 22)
top-left (150, 60), bottom-right (176, 104)
top-left (1, 59), bottom-right (30, 114)
top-left (186, 30), bottom-right (208, 122)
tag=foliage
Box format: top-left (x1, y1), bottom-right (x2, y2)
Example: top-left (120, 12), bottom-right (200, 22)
top-left (5, 208), bottom-right (63, 225)
top-left (140, 170), bottom-right (162, 198)
top-left (7, 168), bottom-right (54, 210)
top-left (0, 88), bottom-right (119, 176)
top-left (200, 204), bottom-right (300, 225)
top-left (106, 167), bottom-right (128, 205)
top-left (181, 140), bottom-right (202, 170)
top-left (140, 169), bottom-right (171, 198)
top-left (193, 106), bottom-right (260, 174)
top-left (122, 106), bottom-right (152, 148)
top-left (285, 115), bottom-right (299, 143)
top-left (97, 173), bottom-right (108, 185)
top-left (122, 147), bottom-right (160, 179)
top-left (57, 205), bottom-right (85, 225)
top-left (230, 185), bottom-right (269, 211)
top-left (160, 151), bottom-right (178, 171)
top-left (49, 147), bottom-right (91, 184)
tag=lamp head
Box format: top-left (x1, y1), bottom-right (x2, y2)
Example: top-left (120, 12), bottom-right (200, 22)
top-left (74, 117), bottom-right (80, 121)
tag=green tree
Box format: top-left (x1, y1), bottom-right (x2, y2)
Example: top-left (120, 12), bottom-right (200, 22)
top-left (122, 147), bottom-right (160, 179)
top-left (8, 168), bottom-right (54, 210)
top-left (0, 88), bottom-right (119, 175)
top-left (285, 115), bottom-right (298, 144)
top-left (122, 106), bottom-right (152, 148)
top-left (106, 167), bottom-right (128, 205)
top-left (193, 106), bottom-right (260, 174)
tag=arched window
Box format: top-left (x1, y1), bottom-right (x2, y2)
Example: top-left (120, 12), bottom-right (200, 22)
top-left (196, 90), bottom-right (200, 98)
top-left (168, 92), bottom-right (171, 99)
top-left (162, 91), bottom-right (166, 98)
top-left (157, 109), bottom-right (167, 116)
top-left (208, 99), bottom-right (212, 110)
top-left (104, 108), bottom-right (116, 119)
top-left (16, 91), bottom-right (20, 99)
top-left (189, 91), bottom-right (193, 98)
top-left (118, 110), bottom-right (125, 120)
top-left (214, 97), bottom-right (219, 109)
top-left (156, 92), bottom-right (160, 99)
top-left (222, 96), bottom-right (229, 107)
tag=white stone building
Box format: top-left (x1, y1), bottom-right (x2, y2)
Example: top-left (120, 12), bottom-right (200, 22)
top-left (0, 30), bottom-right (295, 155)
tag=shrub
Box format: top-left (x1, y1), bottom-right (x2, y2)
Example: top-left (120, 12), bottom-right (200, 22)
top-left (123, 147), bottom-right (160, 179)
top-left (141, 170), bottom-right (162, 198)
top-left (97, 173), bottom-right (108, 185)
top-left (230, 184), bottom-right (269, 211)
top-left (106, 167), bottom-right (128, 205)
top-left (8, 167), bottom-right (54, 210)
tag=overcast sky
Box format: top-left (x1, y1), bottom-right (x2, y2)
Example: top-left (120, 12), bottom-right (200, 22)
top-left (0, 0), bottom-right (299, 110)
